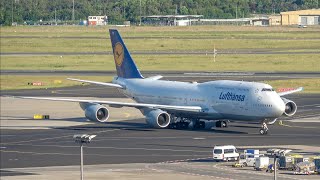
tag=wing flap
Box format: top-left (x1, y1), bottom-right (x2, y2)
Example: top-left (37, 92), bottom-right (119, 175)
top-left (11, 96), bottom-right (202, 112)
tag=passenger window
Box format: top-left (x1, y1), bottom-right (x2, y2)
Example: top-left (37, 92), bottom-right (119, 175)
top-left (224, 149), bottom-right (234, 154)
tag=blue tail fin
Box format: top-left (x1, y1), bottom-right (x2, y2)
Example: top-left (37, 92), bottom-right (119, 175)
top-left (109, 29), bottom-right (143, 79)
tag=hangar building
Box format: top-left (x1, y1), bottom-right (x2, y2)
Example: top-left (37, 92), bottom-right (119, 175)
top-left (281, 9), bottom-right (320, 25)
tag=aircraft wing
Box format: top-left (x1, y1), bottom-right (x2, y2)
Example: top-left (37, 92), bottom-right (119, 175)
top-left (278, 87), bottom-right (303, 96)
top-left (11, 96), bottom-right (202, 112)
top-left (67, 78), bottom-right (123, 89)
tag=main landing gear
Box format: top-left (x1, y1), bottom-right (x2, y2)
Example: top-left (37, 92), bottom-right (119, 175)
top-left (169, 117), bottom-right (209, 130)
top-left (216, 120), bottom-right (228, 128)
top-left (259, 122), bottom-right (269, 135)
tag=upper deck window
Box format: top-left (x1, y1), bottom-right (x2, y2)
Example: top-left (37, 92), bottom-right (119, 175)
top-left (261, 88), bottom-right (274, 92)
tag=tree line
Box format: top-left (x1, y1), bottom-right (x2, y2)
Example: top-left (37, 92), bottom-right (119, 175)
top-left (1, 0), bottom-right (319, 25)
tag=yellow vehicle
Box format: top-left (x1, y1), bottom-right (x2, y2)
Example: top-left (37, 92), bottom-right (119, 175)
top-left (232, 163), bottom-right (244, 168)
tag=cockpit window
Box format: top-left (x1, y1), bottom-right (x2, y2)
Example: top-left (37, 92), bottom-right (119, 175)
top-left (261, 88), bottom-right (274, 92)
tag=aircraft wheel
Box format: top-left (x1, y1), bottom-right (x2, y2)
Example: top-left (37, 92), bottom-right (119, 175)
top-left (221, 121), bottom-right (228, 128)
top-left (259, 128), bottom-right (268, 135)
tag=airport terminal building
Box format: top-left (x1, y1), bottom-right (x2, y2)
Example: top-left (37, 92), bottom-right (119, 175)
top-left (281, 9), bottom-right (320, 25)
top-left (143, 9), bottom-right (319, 27)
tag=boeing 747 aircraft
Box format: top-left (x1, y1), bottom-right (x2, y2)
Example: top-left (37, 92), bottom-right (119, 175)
top-left (15, 29), bottom-right (303, 135)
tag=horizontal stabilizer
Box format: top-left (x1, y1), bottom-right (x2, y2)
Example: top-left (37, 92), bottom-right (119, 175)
top-left (67, 78), bottom-right (123, 88)
top-left (145, 75), bottom-right (163, 80)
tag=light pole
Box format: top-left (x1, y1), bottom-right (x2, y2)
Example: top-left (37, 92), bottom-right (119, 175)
top-left (139, 0), bottom-right (142, 26)
top-left (274, 154), bottom-right (277, 180)
top-left (72, 0), bottom-right (75, 22)
top-left (11, 0), bottom-right (14, 25)
top-left (73, 134), bottom-right (96, 180)
top-left (54, 8), bottom-right (57, 25)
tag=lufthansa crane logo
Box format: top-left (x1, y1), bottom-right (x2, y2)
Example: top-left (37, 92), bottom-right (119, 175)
top-left (114, 42), bottom-right (124, 66)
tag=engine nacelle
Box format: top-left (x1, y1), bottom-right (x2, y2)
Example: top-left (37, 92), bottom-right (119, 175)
top-left (80, 103), bottom-right (109, 122)
top-left (145, 109), bottom-right (171, 128)
top-left (281, 98), bottom-right (297, 117)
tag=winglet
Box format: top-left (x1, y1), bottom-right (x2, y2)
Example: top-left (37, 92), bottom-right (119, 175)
top-left (278, 87), bottom-right (303, 96)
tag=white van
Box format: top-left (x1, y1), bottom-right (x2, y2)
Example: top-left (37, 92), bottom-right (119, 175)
top-left (213, 145), bottom-right (239, 161)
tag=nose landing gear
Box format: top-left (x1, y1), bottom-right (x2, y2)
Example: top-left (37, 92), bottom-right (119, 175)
top-left (259, 122), bottom-right (269, 135)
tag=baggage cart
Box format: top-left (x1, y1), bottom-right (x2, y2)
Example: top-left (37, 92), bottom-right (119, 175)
top-left (294, 161), bottom-right (315, 175)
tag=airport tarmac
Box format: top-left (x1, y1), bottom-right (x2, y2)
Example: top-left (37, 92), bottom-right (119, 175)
top-left (1, 93), bottom-right (320, 179)
top-left (1, 73), bottom-right (320, 179)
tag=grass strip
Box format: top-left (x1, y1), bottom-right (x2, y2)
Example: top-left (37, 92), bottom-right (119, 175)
top-left (0, 75), bottom-right (112, 90)
top-left (2, 37), bottom-right (320, 53)
top-left (2, 54), bottom-right (319, 72)
top-left (1, 26), bottom-right (320, 38)
top-left (264, 78), bottom-right (320, 94)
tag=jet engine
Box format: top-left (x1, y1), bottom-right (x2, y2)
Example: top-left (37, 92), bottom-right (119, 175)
top-left (281, 98), bottom-right (297, 117)
top-left (145, 109), bottom-right (171, 128)
top-left (80, 103), bottom-right (109, 122)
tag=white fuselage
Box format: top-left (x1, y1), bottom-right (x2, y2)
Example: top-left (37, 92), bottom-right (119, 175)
top-left (113, 77), bottom-right (285, 122)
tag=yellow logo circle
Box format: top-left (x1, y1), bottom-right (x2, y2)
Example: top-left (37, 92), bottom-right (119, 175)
top-left (114, 42), bottom-right (124, 66)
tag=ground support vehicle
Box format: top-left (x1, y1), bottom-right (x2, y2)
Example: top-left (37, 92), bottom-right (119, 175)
top-left (232, 163), bottom-right (244, 168)
top-left (314, 158), bottom-right (320, 173)
top-left (213, 145), bottom-right (239, 162)
top-left (239, 154), bottom-right (257, 167)
top-left (239, 149), bottom-right (260, 167)
top-left (279, 154), bottom-right (304, 170)
top-left (294, 162), bottom-right (315, 175)
top-left (254, 156), bottom-right (269, 171)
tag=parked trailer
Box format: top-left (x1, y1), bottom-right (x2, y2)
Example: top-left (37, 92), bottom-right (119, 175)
top-left (239, 149), bottom-right (261, 167)
top-left (254, 156), bottom-right (269, 171)
top-left (315, 158), bottom-right (320, 173)
top-left (294, 161), bottom-right (315, 175)
top-left (279, 154), bottom-right (304, 170)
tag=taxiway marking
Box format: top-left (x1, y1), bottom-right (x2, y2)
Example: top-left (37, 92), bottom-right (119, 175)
top-left (279, 120), bottom-right (319, 129)
top-left (1, 129), bottom-right (121, 145)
